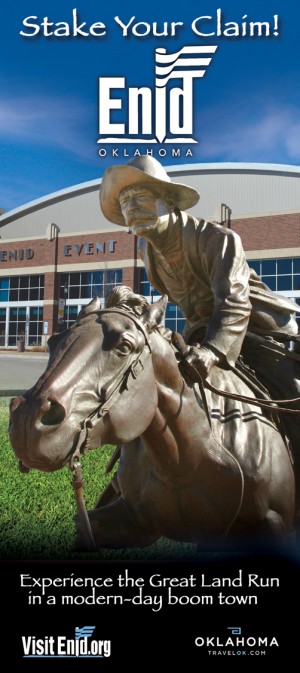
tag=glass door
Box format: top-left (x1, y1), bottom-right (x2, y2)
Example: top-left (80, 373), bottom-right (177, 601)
top-left (8, 307), bottom-right (27, 347)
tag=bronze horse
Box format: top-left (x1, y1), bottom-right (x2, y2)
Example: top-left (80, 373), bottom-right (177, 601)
top-left (9, 287), bottom-right (295, 550)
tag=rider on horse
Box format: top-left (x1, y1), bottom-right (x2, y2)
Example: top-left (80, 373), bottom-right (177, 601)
top-left (100, 156), bottom-right (300, 458)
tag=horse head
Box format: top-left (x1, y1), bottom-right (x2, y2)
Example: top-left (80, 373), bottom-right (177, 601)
top-left (9, 289), bottom-right (168, 473)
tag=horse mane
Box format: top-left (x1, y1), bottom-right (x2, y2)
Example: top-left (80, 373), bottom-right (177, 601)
top-left (105, 285), bottom-right (173, 342)
top-left (105, 286), bottom-right (150, 317)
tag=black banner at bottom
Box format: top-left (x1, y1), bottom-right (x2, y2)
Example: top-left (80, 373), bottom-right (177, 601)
top-left (3, 552), bottom-right (299, 668)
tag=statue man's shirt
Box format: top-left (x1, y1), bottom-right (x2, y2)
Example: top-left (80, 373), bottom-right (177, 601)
top-left (138, 212), bottom-right (298, 367)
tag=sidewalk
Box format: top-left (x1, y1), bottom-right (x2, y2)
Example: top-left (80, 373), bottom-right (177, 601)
top-left (0, 351), bottom-right (49, 397)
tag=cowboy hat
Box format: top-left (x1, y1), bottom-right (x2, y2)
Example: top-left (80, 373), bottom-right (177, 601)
top-left (99, 156), bottom-right (200, 225)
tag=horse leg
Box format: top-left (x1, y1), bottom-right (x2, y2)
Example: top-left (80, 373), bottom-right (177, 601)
top-left (261, 510), bottom-right (289, 536)
top-left (75, 496), bottom-right (157, 552)
top-left (94, 473), bottom-right (120, 509)
top-left (240, 509), bottom-right (294, 551)
top-left (249, 509), bottom-right (296, 552)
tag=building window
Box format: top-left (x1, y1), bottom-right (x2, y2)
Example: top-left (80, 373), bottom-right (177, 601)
top-left (138, 269), bottom-right (185, 333)
top-left (248, 256), bottom-right (300, 327)
top-left (59, 270), bottom-right (123, 302)
top-left (165, 303), bottom-right (185, 334)
top-left (0, 275), bottom-right (44, 302)
top-left (8, 306), bottom-right (27, 345)
top-left (65, 305), bottom-right (80, 329)
top-left (0, 308), bottom-right (6, 346)
top-left (248, 257), bottom-right (300, 293)
top-left (138, 268), bottom-right (161, 300)
top-left (0, 278), bottom-right (9, 302)
top-left (28, 307), bottom-right (44, 346)
top-left (0, 275), bottom-right (44, 347)
top-left (5, 306), bottom-right (44, 347)
top-left (58, 270), bottom-right (123, 330)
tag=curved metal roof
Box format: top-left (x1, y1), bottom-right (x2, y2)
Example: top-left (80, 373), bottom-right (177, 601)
top-left (0, 162), bottom-right (299, 240)
top-left (1, 162), bottom-right (299, 225)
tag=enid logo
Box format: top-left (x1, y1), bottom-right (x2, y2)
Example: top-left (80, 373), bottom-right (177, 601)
top-left (21, 626), bottom-right (111, 659)
top-left (98, 45), bottom-right (218, 144)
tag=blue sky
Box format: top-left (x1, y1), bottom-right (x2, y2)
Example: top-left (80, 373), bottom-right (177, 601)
top-left (1, 0), bottom-right (299, 211)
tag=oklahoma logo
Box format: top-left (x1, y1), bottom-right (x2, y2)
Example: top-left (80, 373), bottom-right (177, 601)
top-left (98, 45), bottom-right (218, 144)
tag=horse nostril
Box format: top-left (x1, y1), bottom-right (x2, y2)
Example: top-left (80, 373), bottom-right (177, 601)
top-left (40, 399), bottom-right (66, 426)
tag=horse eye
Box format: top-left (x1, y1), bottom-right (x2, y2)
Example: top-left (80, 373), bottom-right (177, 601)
top-left (116, 340), bottom-right (133, 355)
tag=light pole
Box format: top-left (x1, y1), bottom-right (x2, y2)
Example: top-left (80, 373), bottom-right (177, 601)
top-left (63, 282), bottom-right (68, 331)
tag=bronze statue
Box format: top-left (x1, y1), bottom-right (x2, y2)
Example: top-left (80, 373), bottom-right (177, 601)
top-left (9, 288), bottom-right (296, 549)
top-left (100, 156), bottom-right (300, 462)
top-left (8, 158), bottom-right (300, 551)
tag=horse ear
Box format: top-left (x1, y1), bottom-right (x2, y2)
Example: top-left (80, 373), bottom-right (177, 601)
top-left (77, 296), bottom-right (102, 319)
top-left (140, 295), bottom-right (168, 331)
top-left (47, 332), bottom-right (63, 355)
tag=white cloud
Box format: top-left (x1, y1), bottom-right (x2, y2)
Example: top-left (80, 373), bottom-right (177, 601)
top-left (199, 99), bottom-right (300, 164)
top-left (0, 175), bottom-right (54, 213)
top-left (0, 93), bottom-right (94, 161)
top-left (284, 121), bottom-right (300, 159)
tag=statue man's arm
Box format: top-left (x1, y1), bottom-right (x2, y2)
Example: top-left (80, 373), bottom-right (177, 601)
top-left (195, 225), bottom-right (252, 369)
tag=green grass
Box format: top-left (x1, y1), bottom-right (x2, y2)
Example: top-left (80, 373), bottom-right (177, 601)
top-left (0, 402), bottom-right (198, 560)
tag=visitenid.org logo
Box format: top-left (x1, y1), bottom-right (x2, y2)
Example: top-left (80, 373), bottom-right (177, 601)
top-left (22, 625), bottom-right (111, 658)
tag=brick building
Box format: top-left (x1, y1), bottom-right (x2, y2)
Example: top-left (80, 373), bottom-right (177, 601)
top-left (0, 162), bottom-right (299, 348)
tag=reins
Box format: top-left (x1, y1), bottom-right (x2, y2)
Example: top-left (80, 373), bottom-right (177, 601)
top-left (172, 331), bottom-right (300, 415)
top-left (69, 439), bottom-right (97, 552)
top-left (68, 307), bottom-right (152, 552)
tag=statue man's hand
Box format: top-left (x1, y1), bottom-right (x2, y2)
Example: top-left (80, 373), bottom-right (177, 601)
top-left (186, 345), bottom-right (219, 380)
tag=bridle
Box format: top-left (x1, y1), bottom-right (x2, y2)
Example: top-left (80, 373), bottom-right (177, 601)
top-left (70, 307), bottom-right (152, 459)
top-left (68, 307), bottom-right (152, 551)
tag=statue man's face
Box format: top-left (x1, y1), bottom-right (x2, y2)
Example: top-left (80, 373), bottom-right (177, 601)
top-left (119, 186), bottom-right (173, 237)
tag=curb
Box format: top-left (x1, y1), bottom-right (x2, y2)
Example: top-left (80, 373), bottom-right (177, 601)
top-left (0, 353), bottom-right (48, 358)
top-left (0, 390), bottom-right (26, 398)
